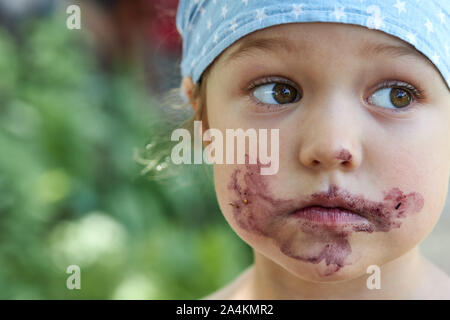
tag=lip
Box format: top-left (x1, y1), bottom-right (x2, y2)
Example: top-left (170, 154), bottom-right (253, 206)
top-left (290, 191), bottom-right (374, 231)
top-left (292, 206), bottom-right (368, 225)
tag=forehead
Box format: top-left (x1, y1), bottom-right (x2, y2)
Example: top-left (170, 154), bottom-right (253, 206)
top-left (218, 22), bottom-right (432, 68)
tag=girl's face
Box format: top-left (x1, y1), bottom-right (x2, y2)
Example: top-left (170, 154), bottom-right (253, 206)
top-left (198, 23), bottom-right (450, 281)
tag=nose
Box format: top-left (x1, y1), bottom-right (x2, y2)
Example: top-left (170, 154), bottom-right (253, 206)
top-left (299, 145), bottom-right (360, 170)
top-left (298, 103), bottom-right (362, 171)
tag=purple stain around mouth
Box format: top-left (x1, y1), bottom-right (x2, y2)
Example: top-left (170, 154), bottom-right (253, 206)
top-left (227, 157), bottom-right (424, 276)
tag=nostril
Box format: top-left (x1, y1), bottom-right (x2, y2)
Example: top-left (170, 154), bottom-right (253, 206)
top-left (312, 159), bottom-right (320, 165)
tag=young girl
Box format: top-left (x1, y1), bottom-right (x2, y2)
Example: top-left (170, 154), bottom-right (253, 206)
top-left (176, 0), bottom-right (450, 299)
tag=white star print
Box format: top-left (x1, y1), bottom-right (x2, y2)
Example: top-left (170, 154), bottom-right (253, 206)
top-left (200, 7), bottom-right (205, 16)
top-left (366, 5), bottom-right (384, 29)
top-left (332, 5), bottom-right (346, 21)
top-left (425, 18), bottom-right (433, 33)
top-left (292, 4), bottom-right (305, 18)
top-left (230, 19), bottom-right (238, 32)
top-left (221, 5), bottom-right (228, 19)
top-left (372, 16), bottom-right (384, 29)
top-left (195, 34), bottom-right (200, 44)
top-left (201, 47), bottom-right (206, 57)
top-left (213, 32), bottom-right (219, 44)
top-left (394, 0), bottom-right (406, 15)
top-left (406, 32), bottom-right (417, 45)
top-left (207, 19), bottom-right (212, 31)
top-left (431, 53), bottom-right (440, 66)
top-left (188, 23), bottom-right (193, 31)
top-left (438, 10), bottom-right (446, 24)
top-left (242, 0), bottom-right (248, 5)
top-left (256, 8), bottom-right (267, 24)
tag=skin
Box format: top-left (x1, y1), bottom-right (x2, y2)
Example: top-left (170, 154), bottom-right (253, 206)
top-left (182, 23), bottom-right (450, 299)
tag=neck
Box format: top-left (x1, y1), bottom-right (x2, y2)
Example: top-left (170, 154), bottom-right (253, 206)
top-left (250, 247), bottom-right (424, 299)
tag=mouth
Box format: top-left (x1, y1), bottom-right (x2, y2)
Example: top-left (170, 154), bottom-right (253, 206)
top-left (290, 192), bottom-right (374, 232)
top-left (292, 206), bottom-right (369, 226)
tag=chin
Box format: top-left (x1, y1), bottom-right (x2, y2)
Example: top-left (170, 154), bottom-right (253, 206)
top-left (283, 259), bottom-right (369, 283)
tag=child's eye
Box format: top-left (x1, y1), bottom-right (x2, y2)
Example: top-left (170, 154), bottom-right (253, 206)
top-left (368, 81), bottom-right (421, 110)
top-left (252, 82), bottom-right (301, 105)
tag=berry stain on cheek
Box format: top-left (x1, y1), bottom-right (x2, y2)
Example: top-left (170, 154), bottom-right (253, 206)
top-left (227, 159), bottom-right (424, 276)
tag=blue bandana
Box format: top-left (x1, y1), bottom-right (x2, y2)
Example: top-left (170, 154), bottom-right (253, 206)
top-left (176, 0), bottom-right (449, 89)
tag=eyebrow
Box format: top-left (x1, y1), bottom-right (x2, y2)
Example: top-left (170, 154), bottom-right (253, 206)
top-left (223, 36), bottom-right (427, 66)
top-left (360, 41), bottom-right (426, 60)
top-left (224, 37), bottom-right (299, 65)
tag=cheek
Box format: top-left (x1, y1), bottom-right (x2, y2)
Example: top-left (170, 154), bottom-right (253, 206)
top-left (214, 162), bottom-right (289, 255)
top-left (214, 164), bottom-right (278, 236)
top-left (368, 122), bottom-right (450, 241)
top-left (391, 151), bottom-right (448, 242)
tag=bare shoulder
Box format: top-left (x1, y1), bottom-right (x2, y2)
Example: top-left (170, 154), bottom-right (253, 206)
top-left (416, 256), bottom-right (450, 299)
top-left (201, 265), bottom-right (254, 300)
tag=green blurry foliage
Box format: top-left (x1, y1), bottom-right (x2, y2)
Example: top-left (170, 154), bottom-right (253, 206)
top-left (0, 9), bottom-right (251, 299)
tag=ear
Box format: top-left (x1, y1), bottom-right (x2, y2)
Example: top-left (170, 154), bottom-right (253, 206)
top-left (182, 76), bottom-right (198, 112)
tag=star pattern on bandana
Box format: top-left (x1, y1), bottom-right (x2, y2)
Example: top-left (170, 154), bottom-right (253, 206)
top-left (366, 5), bottom-right (384, 29)
top-left (221, 5), bottom-right (228, 19)
top-left (256, 8), bottom-right (267, 24)
top-left (179, 0), bottom-right (449, 87)
top-left (431, 52), bottom-right (440, 66)
top-left (438, 10), bottom-right (446, 24)
top-left (332, 5), bottom-right (346, 21)
top-left (406, 32), bottom-right (417, 46)
top-left (425, 18), bottom-right (434, 33)
top-left (292, 4), bottom-right (305, 18)
top-left (394, 0), bottom-right (406, 15)
top-left (230, 19), bottom-right (238, 32)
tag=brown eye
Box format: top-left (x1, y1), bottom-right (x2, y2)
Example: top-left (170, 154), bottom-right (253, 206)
top-left (369, 86), bottom-right (413, 109)
top-left (390, 88), bottom-right (411, 108)
top-left (273, 83), bottom-right (299, 104)
top-left (253, 82), bottom-right (300, 105)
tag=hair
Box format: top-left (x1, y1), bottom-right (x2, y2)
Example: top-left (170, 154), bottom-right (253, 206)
top-left (191, 66), bottom-right (210, 126)
top-left (135, 66), bottom-right (211, 180)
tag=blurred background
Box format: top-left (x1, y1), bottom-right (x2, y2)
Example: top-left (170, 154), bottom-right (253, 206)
top-left (0, 0), bottom-right (448, 299)
top-left (0, 0), bottom-right (252, 299)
